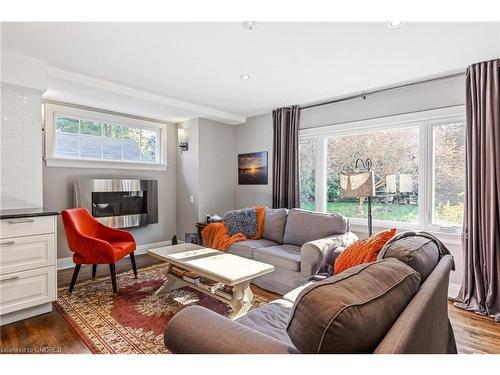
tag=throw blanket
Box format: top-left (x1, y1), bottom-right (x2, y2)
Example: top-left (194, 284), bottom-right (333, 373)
top-left (202, 207), bottom-right (266, 251)
top-left (379, 231), bottom-right (455, 271)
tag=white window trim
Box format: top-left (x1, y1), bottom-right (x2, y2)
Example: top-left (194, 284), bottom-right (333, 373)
top-left (44, 103), bottom-right (169, 171)
top-left (299, 105), bottom-right (466, 237)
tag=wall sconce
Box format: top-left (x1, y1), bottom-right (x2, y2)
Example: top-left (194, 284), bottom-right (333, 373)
top-left (178, 127), bottom-right (189, 152)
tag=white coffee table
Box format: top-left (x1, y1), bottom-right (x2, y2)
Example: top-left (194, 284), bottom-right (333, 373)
top-left (148, 243), bottom-right (274, 319)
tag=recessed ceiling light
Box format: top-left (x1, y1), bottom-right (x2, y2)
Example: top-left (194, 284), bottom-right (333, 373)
top-left (387, 21), bottom-right (404, 28)
top-left (240, 74), bottom-right (250, 80)
top-left (242, 21), bottom-right (259, 31)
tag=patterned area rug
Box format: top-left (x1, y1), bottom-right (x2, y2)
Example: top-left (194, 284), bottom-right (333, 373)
top-left (55, 264), bottom-right (270, 354)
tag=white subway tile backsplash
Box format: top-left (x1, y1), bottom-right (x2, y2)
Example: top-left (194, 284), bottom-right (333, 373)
top-left (1, 85), bottom-right (43, 209)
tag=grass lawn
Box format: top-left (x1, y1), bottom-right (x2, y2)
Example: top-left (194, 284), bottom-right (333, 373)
top-left (301, 201), bottom-right (418, 223)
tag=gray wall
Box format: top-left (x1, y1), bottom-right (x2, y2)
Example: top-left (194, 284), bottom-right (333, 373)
top-left (234, 113), bottom-right (273, 209)
top-left (176, 118), bottom-right (200, 240)
top-left (44, 124), bottom-right (177, 259)
top-left (198, 118), bottom-right (235, 219)
top-left (176, 118), bottom-right (235, 240)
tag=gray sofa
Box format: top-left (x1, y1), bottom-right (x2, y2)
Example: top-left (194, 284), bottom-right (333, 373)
top-left (165, 235), bottom-right (457, 354)
top-left (226, 208), bottom-right (358, 295)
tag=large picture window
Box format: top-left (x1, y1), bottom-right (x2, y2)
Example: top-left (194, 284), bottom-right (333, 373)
top-left (326, 127), bottom-right (419, 223)
top-left (299, 106), bottom-right (465, 233)
top-left (44, 103), bottom-right (168, 170)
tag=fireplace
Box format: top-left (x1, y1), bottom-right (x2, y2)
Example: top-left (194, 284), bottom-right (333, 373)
top-left (74, 179), bottom-right (158, 228)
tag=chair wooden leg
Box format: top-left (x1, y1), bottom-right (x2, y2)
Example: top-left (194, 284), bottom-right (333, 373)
top-left (109, 264), bottom-right (117, 293)
top-left (130, 252), bottom-right (138, 278)
top-left (69, 264), bottom-right (81, 293)
top-left (92, 264), bottom-right (97, 279)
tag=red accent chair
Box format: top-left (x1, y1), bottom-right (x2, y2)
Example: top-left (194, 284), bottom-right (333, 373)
top-left (61, 208), bottom-right (137, 293)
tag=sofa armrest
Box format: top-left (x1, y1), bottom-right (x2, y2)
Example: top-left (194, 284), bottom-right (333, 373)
top-left (300, 232), bottom-right (358, 275)
top-left (164, 306), bottom-right (295, 354)
top-left (283, 281), bottom-right (315, 303)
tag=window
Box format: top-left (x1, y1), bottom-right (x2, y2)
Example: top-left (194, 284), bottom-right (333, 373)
top-left (326, 127), bottom-right (419, 223)
top-left (432, 121), bottom-right (465, 226)
top-left (44, 103), bottom-right (167, 170)
top-left (299, 139), bottom-right (316, 210)
top-left (55, 116), bottom-right (159, 163)
top-left (299, 107), bottom-right (465, 234)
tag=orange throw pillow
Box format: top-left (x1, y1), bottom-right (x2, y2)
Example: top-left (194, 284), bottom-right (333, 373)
top-left (334, 228), bottom-right (397, 274)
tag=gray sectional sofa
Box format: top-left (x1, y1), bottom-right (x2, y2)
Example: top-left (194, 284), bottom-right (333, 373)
top-left (226, 208), bottom-right (358, 295)
top-left (165, 235), bottom-right (457, 354)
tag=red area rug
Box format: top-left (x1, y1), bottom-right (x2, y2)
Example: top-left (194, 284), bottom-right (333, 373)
top-left (55, 264), bottom-right (270, 354)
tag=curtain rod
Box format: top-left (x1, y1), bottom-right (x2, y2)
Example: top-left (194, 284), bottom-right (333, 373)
top-left (299, 72), bottom-right (465, 110)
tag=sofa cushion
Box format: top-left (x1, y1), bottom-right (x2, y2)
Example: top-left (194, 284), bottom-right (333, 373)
top-left (236, 299), bottom-right (295, 347)
top-left (263, 208), bottom-right (288, 244)
top-left (334, 228), bottom-right (397, 274)
top-left (287, 258), bottom-right (421, 353)
top-left (377, 235), bottom-right (440, 282)
top-left (283, 209), bottom-right (348, 246)
top-left (227, 239), bottom-right (278, 259)
top-left (253, 245), bottom-right (301, 272)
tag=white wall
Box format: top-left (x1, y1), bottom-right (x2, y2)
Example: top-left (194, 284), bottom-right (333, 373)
top-left (234, 113), bottom-right (273, 209)
top-left (0, 84), bottom-right (44, 209)
top-left (1, 51), bottom-right (47, 210)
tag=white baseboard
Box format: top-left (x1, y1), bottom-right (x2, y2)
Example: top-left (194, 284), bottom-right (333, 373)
top-left (56, 239), bottom-right (181, 270)
top-left (56, 257), bottom-right (76, 270)
top-left (0, 302), bottom-right (53, 326)
top-left (448, 282), bottom-right (461, 301)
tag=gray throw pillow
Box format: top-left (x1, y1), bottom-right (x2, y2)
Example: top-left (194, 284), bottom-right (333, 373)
top-left (223, 208), bottom-right (257, 237)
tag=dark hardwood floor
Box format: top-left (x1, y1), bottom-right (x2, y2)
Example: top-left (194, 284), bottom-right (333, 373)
top-left (1, 254), bottom-right (499, 354)
top-left (449, 301), bottom-right (500, 354)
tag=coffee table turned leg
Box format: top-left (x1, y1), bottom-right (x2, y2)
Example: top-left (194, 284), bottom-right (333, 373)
top-left (154, 264), bottom-right (185, 296)
top-left (228, 281), bottom-right (253, 320)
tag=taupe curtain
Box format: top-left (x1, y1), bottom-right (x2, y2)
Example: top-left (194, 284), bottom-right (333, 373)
top-left (272, 106), bottom-right (300, 209)
top-left (455, 59), bottom-right (500, 322)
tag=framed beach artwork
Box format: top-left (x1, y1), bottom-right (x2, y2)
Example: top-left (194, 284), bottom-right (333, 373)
top-left (238, 151), bottom-right (268, 185)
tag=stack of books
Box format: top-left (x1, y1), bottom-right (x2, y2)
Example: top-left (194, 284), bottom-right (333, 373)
top-left (182, 272), bottom-right (201, 284)
top-left (167, 268), bottom-right (233, 297)
top-left (214, 285), bottom-right (234, 300)
top-left (169, 266), bottom-right (201, 284)
top-left (197, 277), bottom-right (224, 293)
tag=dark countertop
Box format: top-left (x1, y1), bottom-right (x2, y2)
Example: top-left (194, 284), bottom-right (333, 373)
top-left (0, 207), bottom-right (60, 220)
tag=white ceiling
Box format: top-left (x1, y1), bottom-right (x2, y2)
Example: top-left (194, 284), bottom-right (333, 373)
top-left (2, 22), bottom-right (500, 120)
